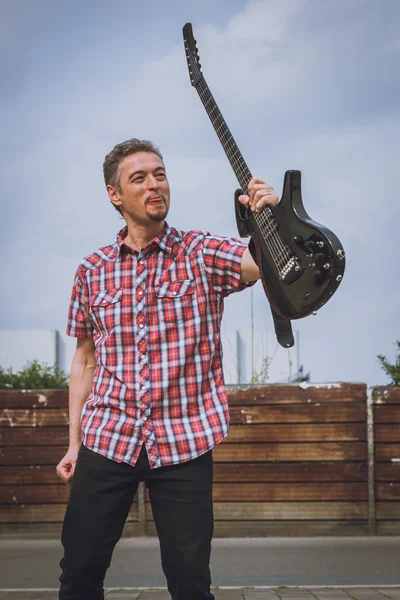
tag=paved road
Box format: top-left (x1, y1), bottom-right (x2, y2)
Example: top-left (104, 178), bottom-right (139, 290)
top-left (0, 537), bottom-right (400, 598)
top-left (1, 588), bottom-right (400, 599)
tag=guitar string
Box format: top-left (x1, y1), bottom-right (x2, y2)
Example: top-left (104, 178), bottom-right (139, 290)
top-left (196, 81), bottom-right (286, 266)
top-left (196, 78), bottom-right (292, 269)
top-left (196, 79), bottom-right (291, 267)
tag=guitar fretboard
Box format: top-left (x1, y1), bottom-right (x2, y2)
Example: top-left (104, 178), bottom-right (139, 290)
top-left (196, 77), bottom-right (252, 194)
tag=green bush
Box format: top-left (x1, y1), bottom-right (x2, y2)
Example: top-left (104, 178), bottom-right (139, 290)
top-left (377, 340), bottom-right (400, 386)
top-left (0, 360), bottom-right (69, 389)
top-left (251, 356), bottom-right (270, 384)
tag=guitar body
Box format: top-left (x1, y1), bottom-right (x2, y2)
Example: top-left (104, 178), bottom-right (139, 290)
top-left (236, 170), bottom-right (345, 319)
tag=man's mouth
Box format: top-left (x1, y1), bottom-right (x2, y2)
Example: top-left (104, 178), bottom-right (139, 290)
top-left (147, 196), bottom-right (164, 205)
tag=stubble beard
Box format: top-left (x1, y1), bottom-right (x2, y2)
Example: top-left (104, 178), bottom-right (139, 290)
top-left (145, 197), bottom-right (169, 223)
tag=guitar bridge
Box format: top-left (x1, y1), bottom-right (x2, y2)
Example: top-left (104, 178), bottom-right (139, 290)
top-left (279, 257), bottom-right (302, 283)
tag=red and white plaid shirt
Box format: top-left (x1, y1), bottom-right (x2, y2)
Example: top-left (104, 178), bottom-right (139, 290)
top-left (67, 223), bottom-right (255, 468)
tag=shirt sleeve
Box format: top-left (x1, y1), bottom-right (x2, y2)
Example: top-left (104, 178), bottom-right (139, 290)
top-left (66, 267), bottom-right (93, 338)
top-left (202, 234), bottom-right (257, 297)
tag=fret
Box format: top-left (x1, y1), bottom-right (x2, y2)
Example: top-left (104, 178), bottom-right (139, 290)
top-left (197, 78), bottom-right (273, 218)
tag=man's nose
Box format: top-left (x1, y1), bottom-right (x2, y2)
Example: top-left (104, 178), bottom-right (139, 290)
top-left (146, 175), bottom-right (158, 189)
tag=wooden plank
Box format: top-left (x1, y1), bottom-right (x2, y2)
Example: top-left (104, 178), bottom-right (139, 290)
top-left (229, 405), bottom-right (366, 425)
top-left (226, 423), bottom-right (366, 443)
top-left (0, 446), bottom-right (65, 465)
top-left (374, 406), bottom-right (400, 423)
top-left (375, 444), bottom-right (400, 461)
top-left (377, 483), bottom-right (400, 501)
top-left (376, 521), bottom-right (400, 535)
top-left (227, 384), bottom-right (367, 405)
top-left (0, 390), bottom-right (68, 409)
top-left (0, 503), bottom-right (137, 524)
top-left (214, 463), bottom-right (368, 483)
top-left (0, 385), bottom-right (367, 408)
top-left (145, 501), bottom-right (367, 520)
top-left (372, 387), bottom-right (400, 405)
top-left (0, 427), bottom-right (69, 446)
top-left (0, 408), bottom-right (69, 428)
top-left (375, 463), bottom-right (400, 482)
top-left (213, 482), bottom-right (367, 501)
top-left (146, 520), bottom-right (370, 537)
top-left (0, 485), bottom-right (139, 504)
top-left (0, 520), bottom-right (370, 538)
top-left (0, 485), bottom-right (68, 504)
top-left (376, 502), bottom-right (400, 519)
top-left (1, 462), bottom-right (369, 485)
top-left (212, 502), bottom-right (368, 520)
top-left (1, 466), bottom-right (59, 485)
top-left (0, 404), bottom-right (367, 427)
top-left (1, 463), bottom-right (369, 487)
top-left (143, 482), bottom-right (367, 502)
top-left (375, 425), bottom-right (400, 443)
top-left (0, 521), bottom-right (142, 538)
top-left (214, 442), bottom-right (367, 462)
top-left (0, 424), bottom-right (367, 445)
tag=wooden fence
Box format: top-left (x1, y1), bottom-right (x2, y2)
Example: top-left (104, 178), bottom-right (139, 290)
top-left (0, 383), bottom-right (398, 536)
top-left (373, 386), bottom-right (400, 534)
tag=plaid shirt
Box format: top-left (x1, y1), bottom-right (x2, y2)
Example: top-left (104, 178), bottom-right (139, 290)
top-left (67, 223), bottom-right (255, 468)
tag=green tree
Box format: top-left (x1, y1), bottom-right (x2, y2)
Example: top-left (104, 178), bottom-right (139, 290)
top-left (377, 340), bottom-right (400, 386)
top-left (0, 360), bottom-right (69, 389)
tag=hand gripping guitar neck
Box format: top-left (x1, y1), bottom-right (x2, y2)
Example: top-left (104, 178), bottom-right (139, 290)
top-left (183, 23), bottom-right (346, 348)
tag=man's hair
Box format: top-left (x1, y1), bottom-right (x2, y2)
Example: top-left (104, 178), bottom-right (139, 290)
top-left (103, 138), bottom-right (163, 215)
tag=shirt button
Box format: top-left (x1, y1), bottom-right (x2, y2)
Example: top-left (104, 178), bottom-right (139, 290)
top-left (172, 291), bottom-right (177, 296)
top-left (138, 290), bottom-right (143, 296)
top-left (139, 324), bottom-right (144, 329)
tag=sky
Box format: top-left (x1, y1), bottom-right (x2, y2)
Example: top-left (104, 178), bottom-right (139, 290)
top-left (1, 0), bottom-right (399, 386)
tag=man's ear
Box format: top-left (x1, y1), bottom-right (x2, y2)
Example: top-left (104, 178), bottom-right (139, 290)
top-left (107, 184), bottom-right (122, 211)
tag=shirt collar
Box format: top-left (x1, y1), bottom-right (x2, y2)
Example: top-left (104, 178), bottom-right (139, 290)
top-left (115, 222), bottom-right (182, 260)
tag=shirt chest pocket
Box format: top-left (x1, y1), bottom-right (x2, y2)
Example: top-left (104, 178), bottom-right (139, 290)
top-left (155, 280), bottom-right (195, 323)
top-left (89, 288), bottom-right (123, 333)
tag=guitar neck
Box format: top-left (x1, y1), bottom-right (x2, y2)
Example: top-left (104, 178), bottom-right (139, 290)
top-left (195, 76), bottom-right (252, 193)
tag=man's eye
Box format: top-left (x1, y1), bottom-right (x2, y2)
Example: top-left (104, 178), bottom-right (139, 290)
top-left (134, 178), bottom-right (144, 183)
top-left (156, 174), bottom-right (166, 180)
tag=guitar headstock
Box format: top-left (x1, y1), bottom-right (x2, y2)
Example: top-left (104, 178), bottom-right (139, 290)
top-left (183, 23), bottom-right (203, 87)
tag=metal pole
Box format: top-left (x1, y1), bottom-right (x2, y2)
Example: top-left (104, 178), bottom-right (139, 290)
top-left (367, 387), bottom-right (376, 534)
top-left (250, 287), bottom-right (254, 381)
top-left (137, 481), bottom-right (146, 536)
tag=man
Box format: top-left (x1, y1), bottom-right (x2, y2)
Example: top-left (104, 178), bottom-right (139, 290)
top-left (56, 138), bottom-right (279, 600)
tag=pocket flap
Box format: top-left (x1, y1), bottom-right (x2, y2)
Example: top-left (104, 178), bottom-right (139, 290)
top-left (90, 288), bottom-right (123, 307)
top-left (155, 280), bottom-right (194, 298)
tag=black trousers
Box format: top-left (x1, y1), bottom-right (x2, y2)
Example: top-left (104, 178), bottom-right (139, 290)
top-left (59, 443), bottom-right (215, 600)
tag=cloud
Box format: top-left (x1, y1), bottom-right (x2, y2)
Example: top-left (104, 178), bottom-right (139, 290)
top-left (1, 0), bottom-right (399, 386)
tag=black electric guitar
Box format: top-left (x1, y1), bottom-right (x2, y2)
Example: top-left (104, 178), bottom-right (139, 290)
top-left (183, 23), bottom-right (345, 348)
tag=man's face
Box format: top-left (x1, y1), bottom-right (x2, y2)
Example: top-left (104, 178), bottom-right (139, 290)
top-left (108, 151), bottom-right (170, 224)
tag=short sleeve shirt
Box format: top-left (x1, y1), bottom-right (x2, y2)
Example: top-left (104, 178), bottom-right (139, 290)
top-left (67, 223), bottom-right (256, 468)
